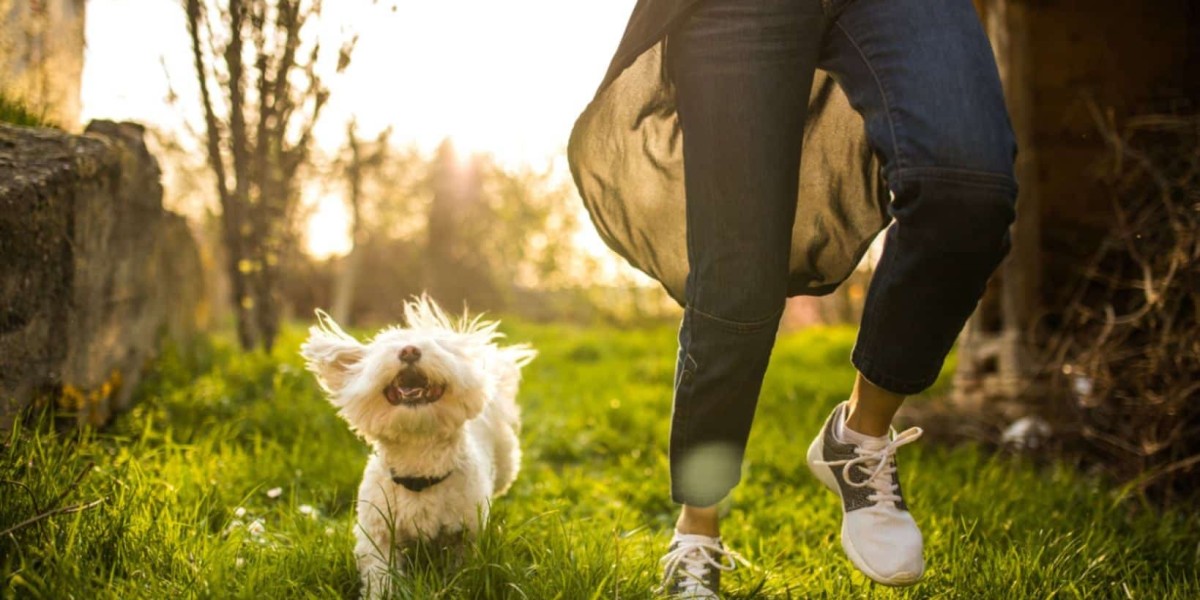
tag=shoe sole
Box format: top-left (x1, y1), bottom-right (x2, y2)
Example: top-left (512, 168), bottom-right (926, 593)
top-left (806, 432), bottom-right (923, 588)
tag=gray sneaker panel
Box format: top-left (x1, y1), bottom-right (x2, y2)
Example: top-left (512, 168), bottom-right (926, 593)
top-left (818, 403), bottom-right (910, 512)
top-left (662, 540), bottom-right (721, 598)
top-left (890, 455), bottom-right (908, 512)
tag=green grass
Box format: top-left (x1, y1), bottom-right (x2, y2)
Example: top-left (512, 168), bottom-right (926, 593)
top-left (0, 94), bottom-right (55, 128)
top-left (2, 322), bottom-right (1197, 599)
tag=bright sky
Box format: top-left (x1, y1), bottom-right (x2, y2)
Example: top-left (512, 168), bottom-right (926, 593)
top-left (80, 0), bottom-right (637, 261)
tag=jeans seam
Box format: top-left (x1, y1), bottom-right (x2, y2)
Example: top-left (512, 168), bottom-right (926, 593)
top-left (683, 184), bottom-right (699, 314)
top-left (680, 352), bottom-right (698, 384)
top-left (689, 305), bottom-right (785, 333)
top-left (852, 351), bottom-right (936, 395)
top-left (833, 20), bottom-right (904, 172)
top-left (894, 165), bottom-right (1018, 186)
top-left (672, 311), bottom-right (693, 503)
top-left (853, 228), bottom-right (892, 370)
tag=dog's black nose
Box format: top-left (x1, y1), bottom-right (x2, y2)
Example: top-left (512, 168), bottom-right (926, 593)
top-left (399, 346), bottom-right (422, 364)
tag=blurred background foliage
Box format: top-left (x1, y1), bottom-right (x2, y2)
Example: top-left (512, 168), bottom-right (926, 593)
top-left (157, 128), bottom-right (687, 331)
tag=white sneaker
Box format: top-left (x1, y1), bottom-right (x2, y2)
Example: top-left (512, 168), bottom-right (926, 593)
top-left (658, 531), bottom-right (749, 598)
top-left (806, 401), bottom-right (925, 586)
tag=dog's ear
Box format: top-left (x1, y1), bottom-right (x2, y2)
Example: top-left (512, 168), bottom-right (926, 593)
top-left (300, 310), bottom-right (365, 395)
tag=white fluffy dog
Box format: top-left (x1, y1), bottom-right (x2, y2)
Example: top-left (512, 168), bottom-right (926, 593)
top-left (300, 296), bottom-right (534, 597)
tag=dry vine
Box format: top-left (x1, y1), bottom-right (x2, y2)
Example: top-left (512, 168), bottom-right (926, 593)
top-left (1037, 103), bottom-right (1199, 503)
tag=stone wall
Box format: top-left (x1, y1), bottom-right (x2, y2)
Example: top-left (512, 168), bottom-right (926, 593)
top-left (0, 120), bottom-right (204, 428)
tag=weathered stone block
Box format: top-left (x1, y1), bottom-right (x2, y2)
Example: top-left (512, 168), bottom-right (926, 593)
top-left (0, 120), bottom-right (204, 428)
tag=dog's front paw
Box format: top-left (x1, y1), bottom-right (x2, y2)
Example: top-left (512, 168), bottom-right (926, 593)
top-left (357, 552), bottom-right (399, 600)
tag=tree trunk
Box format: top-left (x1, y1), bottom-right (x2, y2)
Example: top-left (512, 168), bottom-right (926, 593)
top-left (186, 0), bottom-right (348, 350)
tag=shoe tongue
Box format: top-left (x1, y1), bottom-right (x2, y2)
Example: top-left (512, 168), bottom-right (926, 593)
top-left (673, 531), bottom-right (721, 546)
top-left (838, 419), bottom-right (890, 452)
top-left (857, 436), bottom-right (890, 453)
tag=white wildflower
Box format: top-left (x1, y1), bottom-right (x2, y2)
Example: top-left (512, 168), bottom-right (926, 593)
top-left (247, 519), bottom-right (266, 536)
top-left (234, 507), bottom-right (247, 518)
top-left (298, 504), bottom-right (315, 516)
top-left (266, 487), bottom-right (283, 499)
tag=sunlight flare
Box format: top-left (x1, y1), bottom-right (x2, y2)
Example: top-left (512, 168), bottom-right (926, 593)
top-left (305, 195), bottom-right (352, 259)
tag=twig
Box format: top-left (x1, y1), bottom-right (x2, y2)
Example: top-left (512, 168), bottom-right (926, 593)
top-left (0, 479), bottom-right (41, 515)
top-left (1036, 104), bottom-right (1198, 501)
top-left (1119, 454), bottom-right (1200, 500)
top-left (0, 497), bottom-right (106, 538)
top-left (0, 461), bottom-right (98, 539)
top-left (48, 461), bottom-right (95, 509)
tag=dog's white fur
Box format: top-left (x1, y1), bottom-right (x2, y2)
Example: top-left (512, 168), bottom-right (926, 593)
top-left (300, 296), bottom-right (534, 597)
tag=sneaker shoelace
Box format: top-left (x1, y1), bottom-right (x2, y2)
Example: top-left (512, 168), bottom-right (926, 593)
top-left (817, 426), bottom-right (923, 504)
top-left (659, 537), bottom-right (749, 597)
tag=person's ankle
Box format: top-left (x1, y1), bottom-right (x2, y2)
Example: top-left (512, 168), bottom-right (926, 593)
top-left (676, 505), bottom-right (720, 537)
top-left (846, 374), bottom-right (906, 437)
top-left (843, 410), bottom-right (891, 438)
top-left (675, 522), bottom-right (720, 537)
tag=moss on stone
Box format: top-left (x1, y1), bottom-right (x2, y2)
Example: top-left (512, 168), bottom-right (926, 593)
top-left (0, 93), bottom-right (57, 129)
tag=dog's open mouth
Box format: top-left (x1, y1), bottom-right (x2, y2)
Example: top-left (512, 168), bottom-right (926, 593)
top-left (383, 369), bottom-right (446, 407)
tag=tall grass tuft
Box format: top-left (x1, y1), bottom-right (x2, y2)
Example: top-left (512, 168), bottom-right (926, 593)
top-left (0, 94), bottom-right (56, 129)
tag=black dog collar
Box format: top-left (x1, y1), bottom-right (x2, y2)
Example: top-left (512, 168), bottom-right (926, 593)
top-left (390, 469), bottom-right (452, 492)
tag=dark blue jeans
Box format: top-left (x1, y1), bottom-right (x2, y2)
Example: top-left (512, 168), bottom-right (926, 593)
top-left (667, 0), bottom-right (1018, 506)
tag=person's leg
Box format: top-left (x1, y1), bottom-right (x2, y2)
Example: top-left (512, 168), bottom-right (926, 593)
top-left (668, 0), bottom-right (825, 515)
top-left (823, 0), bottom-right (1018, 402)
top-left (661, 0), bottom-right (826, 595)
top-left (807, 0), bottom-right (1018, 586)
